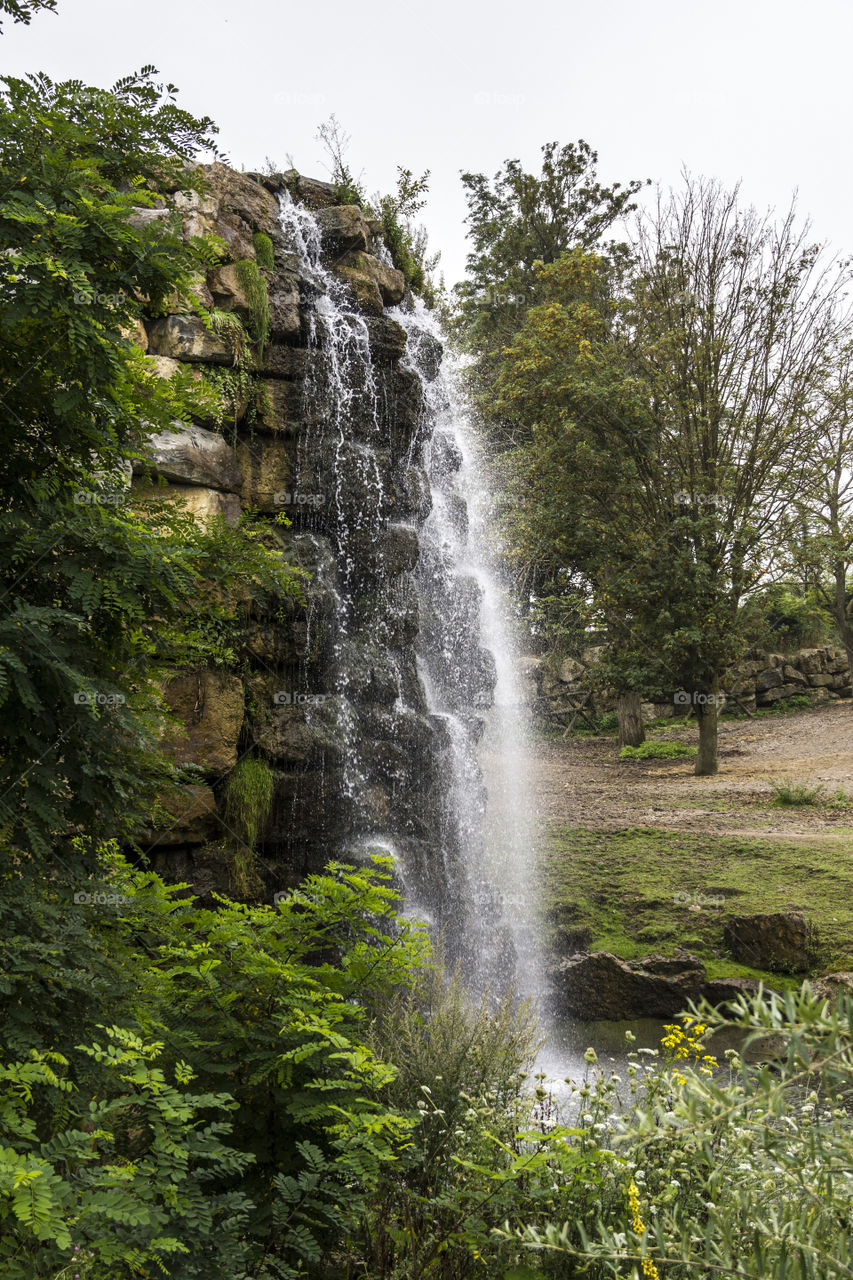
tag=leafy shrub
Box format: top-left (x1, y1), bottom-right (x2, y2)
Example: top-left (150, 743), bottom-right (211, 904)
top-left (619, 740), bottom-right (698, 760)
top-left (234, 258), bottom-right (270, 355)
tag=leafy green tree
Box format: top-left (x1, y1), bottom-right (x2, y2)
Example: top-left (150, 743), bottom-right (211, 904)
top-left (453, 140), bottom-right (646, 447)
top-left (496, 179), bottom-right (849, 772)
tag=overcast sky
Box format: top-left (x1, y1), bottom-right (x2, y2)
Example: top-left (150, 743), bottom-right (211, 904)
top-left (4, 0), bottom-right (853, 286)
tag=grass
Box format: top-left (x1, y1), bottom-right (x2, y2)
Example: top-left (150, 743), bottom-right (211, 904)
top-left (770, 779), bottom-right (825, 806)
top-left (620, 740), bottom-right (698, 760)
top-left (222, 757), bottom-right (275, 895)
top-left (539, 825), bottom-right (853, 978)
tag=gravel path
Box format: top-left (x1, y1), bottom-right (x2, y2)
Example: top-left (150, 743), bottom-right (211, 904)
top-left (530, 702), bottom-right (853, 841)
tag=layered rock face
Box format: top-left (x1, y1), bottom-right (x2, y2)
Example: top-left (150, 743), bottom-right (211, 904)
top-left (131, 165), bottom-right (460, 900)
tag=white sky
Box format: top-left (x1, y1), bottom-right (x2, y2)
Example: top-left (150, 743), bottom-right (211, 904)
top-left (3, 0), bottom-right (853, 286)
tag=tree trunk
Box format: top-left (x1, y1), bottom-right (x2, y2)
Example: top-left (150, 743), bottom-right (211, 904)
top-left (617, 692), bottom-right (645, 747)
top-left (695, 696), bottom-right (719, 776)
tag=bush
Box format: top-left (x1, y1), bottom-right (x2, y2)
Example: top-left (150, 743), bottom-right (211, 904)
top-left (619, 740), bottom-right (698, 760)
top-left (770, 777), bottom-right (825, 806)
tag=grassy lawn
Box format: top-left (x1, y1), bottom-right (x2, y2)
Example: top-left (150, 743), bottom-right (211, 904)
top-left (539, 825), bottom-right (853, 983)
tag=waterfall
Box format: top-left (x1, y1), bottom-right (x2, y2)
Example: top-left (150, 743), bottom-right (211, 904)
top-left (277, 194), bottom-right (545, 1008)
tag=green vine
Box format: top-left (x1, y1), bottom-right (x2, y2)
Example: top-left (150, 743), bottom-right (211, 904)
top-left (234, 259), bottom-right (270, 357)
top-left (208, 306), bottom-right (249, 365)
top-left (203, 364), bottom-right (258, 435)
top-left (222, 757), bottom-right (275, 895)
top-left (252, 231), bottom-right (274, 272)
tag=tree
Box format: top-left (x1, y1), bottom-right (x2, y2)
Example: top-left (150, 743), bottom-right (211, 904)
top-left (453, 140), bottom-right (647, 447)
top-left (783, 344), bottom-right (853, 672)
top-left (496, 178), bottom-right (849, 773)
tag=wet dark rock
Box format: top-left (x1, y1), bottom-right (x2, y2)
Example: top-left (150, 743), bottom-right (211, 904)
top-left (554, 951), bottom-right (707, 1019)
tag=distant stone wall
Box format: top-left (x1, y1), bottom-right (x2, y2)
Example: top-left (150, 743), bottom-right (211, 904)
top-left (525, 643), bottom-right (852, 729)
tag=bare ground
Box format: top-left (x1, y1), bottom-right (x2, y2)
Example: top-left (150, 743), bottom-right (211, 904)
top-left (531, 702), bottom-right (853, 843)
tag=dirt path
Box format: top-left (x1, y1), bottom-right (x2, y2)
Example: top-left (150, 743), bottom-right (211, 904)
top-left (530, 703), bottom-right (853, 842)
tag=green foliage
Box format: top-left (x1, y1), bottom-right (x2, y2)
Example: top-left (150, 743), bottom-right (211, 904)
top-left (252, 230), bottom-right (275, 271)
top-left (235, 258), bottom-right (270, 355)
top-left (207, 305), bottom-right (250, 364)
top-left (0, 0), bottom-right (56, 29)
top-left (0, 65), bottom-right (231, 858)
top-left (201, 362), bottom-right (258, 433)
top-left (453, 139), bottom-right (646, 445)
top-left (770, 778), bottom-right (826, 806)
top-left (739, 583), bottom-right (834, 651)
top-left (619, 740), bottom-right (698, 760)
top-left (498, 990), bottom-right (853, 1280)
top-left (0, 1029), bottom-right (253, 1279)
top-left (0, 848), bottom-right (429, 1275)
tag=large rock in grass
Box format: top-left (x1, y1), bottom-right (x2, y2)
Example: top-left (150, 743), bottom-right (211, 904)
top-left (162, 671), bottom-right (245, 775)
top-left (723, 912), bottom-right (811, 973)
top-left (553, 951), bottom-right (707, 1019)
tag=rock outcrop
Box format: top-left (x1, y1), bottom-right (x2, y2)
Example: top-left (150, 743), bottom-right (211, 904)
top-left (127, 163), bottom-right (466, 906)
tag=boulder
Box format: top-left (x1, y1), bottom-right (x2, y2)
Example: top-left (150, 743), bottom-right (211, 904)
top-left (254, 379), bottom-right (302, 433)
top-left (268, 278), bottom-right (304, 340)
top-left (554, 951), bottom-right (707, 1019)
top-left (207, 262), bottom-right (258, 323)
top-left (236, 435), bottom-right (295, 512)
top-left (140, 784), bottom-right (219, 848)
top-left (558, 656), bottom-right (586, 684)
top-left (172, 189), bottom-right (255, 260)
top-left (142, 482), bottom-right (241, 528)
top-left (701, 976), bottom-right (767, 1008)
top-left (755, 667), bottom-right (784, 692)
top-left (254, 345), bottom-right (311, 380)
top-left (782, 665), bottom-right (808, 686)
top-left (723, 912), bottom-right (811, 972)
top-left (162, 671), bottom-right (245, 775)
top-left (811, 972), bottom-right (853, 1002)
top-left (798, 648), bottom-right (828, 676)
top-left (126, 206), bottom-right (171, 231)
top-left (334, 251), bottom-right (405, 306)
top-left (315, 205), bottom-right (371, 255)
top-left (148, 315), bottom-right (235, 364)
top-left (271, 170), bottom-right (340, 209)
top-left (807, 673), bottom-right (836, 687)
top-left (757, 683), bottom-right (809, 704)
top-left (332, 258), bottom-right (383, 315)
top-left (135, 423), bottom-right (241, 492)
top-left (204, 163), bottom-right (279, 233)
top-left (364, 315), bottom-right (408, 365)
top-left (120, 317), bottom-right (149, 350)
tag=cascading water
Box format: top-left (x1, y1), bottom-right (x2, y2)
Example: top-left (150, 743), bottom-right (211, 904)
top-left (277, 194), bottom-right (546, 1010)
